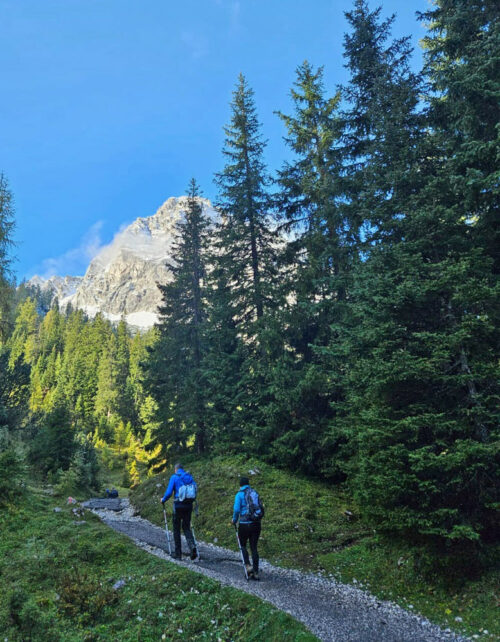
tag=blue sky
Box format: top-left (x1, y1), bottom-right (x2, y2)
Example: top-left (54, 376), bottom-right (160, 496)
top-left (1, 0), bottom-right (428, 280)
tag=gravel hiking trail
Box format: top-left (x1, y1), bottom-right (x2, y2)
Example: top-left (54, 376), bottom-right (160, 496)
top-left (83, 498), bottom-right (469, 642)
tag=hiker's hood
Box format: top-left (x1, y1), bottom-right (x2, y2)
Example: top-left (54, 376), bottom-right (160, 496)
top-left (239, 484), bottom-right (250, 491)
top-left (177, 469), bottom-right (195, 484)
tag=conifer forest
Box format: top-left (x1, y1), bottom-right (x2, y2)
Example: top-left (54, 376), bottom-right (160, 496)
top-left (1, 0), bottom-right (499, 583)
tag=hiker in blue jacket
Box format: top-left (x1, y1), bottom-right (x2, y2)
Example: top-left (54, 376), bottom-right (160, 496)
top-left (232, 476), bottom-right (262, 580)
top-left (161, 462), bottom-right (197, 560)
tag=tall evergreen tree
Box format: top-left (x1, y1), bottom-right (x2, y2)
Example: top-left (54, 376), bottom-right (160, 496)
top-left (95, 331), bottom-right (121, 419)
top-left (144, 179), bottom-right (210, 466)
top-left (0, 173), bottom-right (15, 341)
top-left (7, 298), bottom-right (39, 368)
top-left (210, 74), bottom-right (280, 449)
top-left (335, 1), bottom-right (499, 551)
top-left (214, 73), bottom-right (277, 338)
top-left (341, 0), bottom-right (424, 240)
top-left (115, 319), bottom-right (135, 424)
top-left (29, 399), bottom-right (75, 476)
top-left (203, 256), bottom-right (246, 450)
top-left (420, 0), bottom-right (500, 273)
top-left (265, 62), bottom-right (348, 474)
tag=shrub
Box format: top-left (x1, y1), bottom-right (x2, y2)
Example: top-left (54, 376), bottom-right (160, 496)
top-left (58, 568), bottom-right (118, 624)
top-left (0, 447), bottom-right (24, 507)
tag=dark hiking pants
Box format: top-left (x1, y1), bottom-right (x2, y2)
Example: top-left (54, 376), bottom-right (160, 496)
top-left (238, 521), bottom-right (261, 573)
top-left (173, 504), bottom-right (195, 556)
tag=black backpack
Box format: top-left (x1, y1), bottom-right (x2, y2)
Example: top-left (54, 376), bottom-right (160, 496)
top-left (244, 487), bottom-right (265, 521)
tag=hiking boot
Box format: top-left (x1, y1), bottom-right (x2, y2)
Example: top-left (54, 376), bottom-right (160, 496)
top-left (170, 552), bottom-right (182, 560)
top-left (245, 564), bottom-right (254, 578)
top-left (252, 571), bottom-right (260, 581)
top-left (190, 547), bottom-right (198, 560)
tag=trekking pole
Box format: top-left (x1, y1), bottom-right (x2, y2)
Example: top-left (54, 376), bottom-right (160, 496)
top-left (190, 500), bottom-right (200, 561)
top-left (163, 507), bottom-right (172, 556)
top-left (191, 525), bottom-right (200, 561)
top-left (234, 524), bottom-right (249, 581)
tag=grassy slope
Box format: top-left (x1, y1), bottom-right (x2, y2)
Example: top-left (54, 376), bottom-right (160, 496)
top-left (131, 455), bottom-right (499, 640)
top-left (0, 485), bottom-right (317, 641)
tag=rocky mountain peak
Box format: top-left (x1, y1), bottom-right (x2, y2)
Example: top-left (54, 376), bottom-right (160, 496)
top-left (28, 196), bottom-right (216, 329)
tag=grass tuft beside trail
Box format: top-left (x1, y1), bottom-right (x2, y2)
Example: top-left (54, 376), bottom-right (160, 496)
top-left (131, 455), bottom-right (499, 640)
top-left (0, 484), bottom-right (317, 641)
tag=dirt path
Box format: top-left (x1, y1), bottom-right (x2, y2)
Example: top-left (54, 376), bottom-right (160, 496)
top-left (83, 498), bottom-right (468, 642)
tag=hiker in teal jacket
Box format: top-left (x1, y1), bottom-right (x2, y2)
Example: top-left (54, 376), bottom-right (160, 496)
top-left (232, 476), bottom-right (261, 580)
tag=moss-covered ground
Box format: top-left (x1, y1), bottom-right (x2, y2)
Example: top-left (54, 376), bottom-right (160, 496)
top-left (0, 484), bottom-right (317, 641)
top-left (131, 455), bottom-right (499, 640)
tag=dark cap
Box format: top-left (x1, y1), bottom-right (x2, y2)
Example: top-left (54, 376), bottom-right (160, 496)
top-left (239, 476), bottom-right (249, 487)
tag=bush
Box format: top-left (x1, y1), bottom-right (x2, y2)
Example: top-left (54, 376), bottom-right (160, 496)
top-left (0, 447), bottom-right (24, 507)
top-left (58, 568), bottom-right (118, 625)
top-left (9, 589), bottom-right (59, 641)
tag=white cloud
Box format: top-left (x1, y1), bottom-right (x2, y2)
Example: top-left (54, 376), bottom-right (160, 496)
top-left (36, 221), bottom-right (104, 278)
top-left (181, 30), bottom-right (209, 60)
top-left (230, 1), bottom-right (241, 31)
top-left (214, 0), bottom-right (241, 32)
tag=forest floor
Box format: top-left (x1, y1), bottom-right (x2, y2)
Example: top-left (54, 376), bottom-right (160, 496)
top-left (85, 496), bottom-right (470, 642)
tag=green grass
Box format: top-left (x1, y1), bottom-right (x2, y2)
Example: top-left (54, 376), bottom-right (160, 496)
top-left (131, 455), bottom-right (499, 640)
top-left (0, 484), bottom-right (317, 641)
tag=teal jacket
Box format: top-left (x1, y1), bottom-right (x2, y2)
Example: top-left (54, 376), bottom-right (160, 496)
top-left (232, 484), bottom-right (252, 524)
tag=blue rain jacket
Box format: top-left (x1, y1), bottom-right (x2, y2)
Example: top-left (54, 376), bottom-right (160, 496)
top-left (161, 468), bottom-right (196, 507)
top-left (232, 484), bottom-right (253, 524)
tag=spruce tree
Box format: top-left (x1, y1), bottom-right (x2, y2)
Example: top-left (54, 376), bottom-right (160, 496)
top-left (0, 173), bottom-right (15, 341)
top-left (420, 0), bottom-right (500, 273)
top-left (214, 73), bottom-right (277, 339)
top-left (203, 255), bottom-right (246, 450)
top-left (337, 1), bottom-right (499, 551)
top-left (341, 0), bottom-right (424, 240)
top-left (95, 332), bottom-right (121, 420)
top-left (7, 298), bottom-right (39, 368)
top-left (210, 74), bottom-right (279, 449)
top-left (144, 179), bottom-right (210, 465)
top-left (266, 62), bottom-right (348, 474)
top-left (115, 319), bottom-right (135, 424)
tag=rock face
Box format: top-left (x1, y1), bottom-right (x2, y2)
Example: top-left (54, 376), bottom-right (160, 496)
top-left (28, 275), bottom-right (83, 307)
top-left (28, 196), bottom-right (216, 329)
